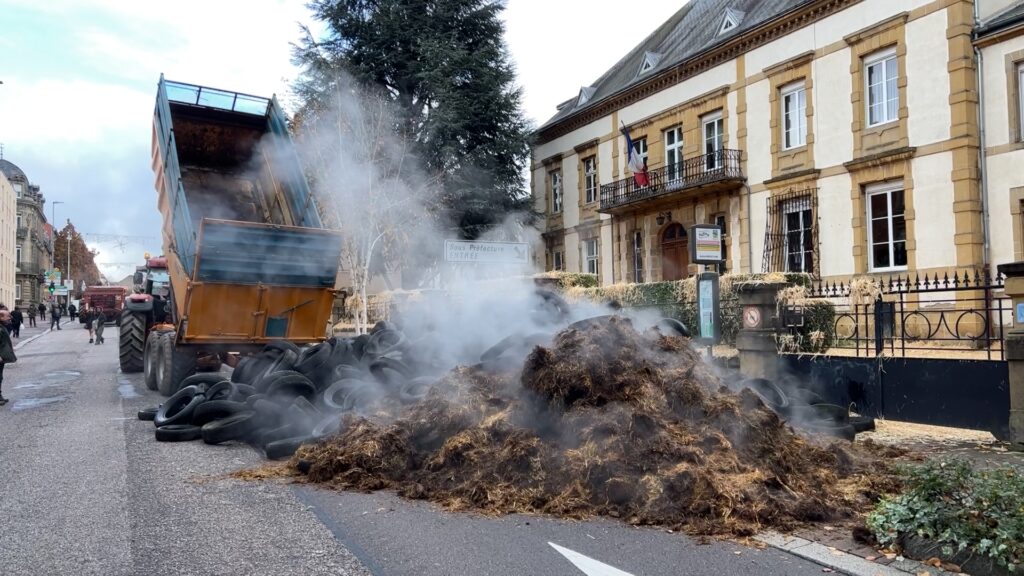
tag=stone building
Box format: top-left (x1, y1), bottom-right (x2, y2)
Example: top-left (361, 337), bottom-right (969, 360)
top-left (0, 172), bottom-right (15, 307)
top-left (532, 0), bottom-right (1001, 286)
top-left (0, 159), bottom-right (51, 307)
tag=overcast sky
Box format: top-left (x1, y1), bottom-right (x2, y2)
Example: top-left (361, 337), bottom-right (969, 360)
top-left (0, 0), bottom-right (682, 281)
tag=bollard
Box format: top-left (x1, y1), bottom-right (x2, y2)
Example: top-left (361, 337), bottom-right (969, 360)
top-left (734, 282), bottom-right (787, 382)
top-left (998, 262), bottom-right (1024, 444)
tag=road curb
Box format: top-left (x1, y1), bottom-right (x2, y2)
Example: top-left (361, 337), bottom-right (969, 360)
top-left (756, 532), bottom-right (958, 576)
top-left (14, 320), bottom-right (74, 351)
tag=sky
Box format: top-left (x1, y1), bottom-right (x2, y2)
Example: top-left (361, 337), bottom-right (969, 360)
top-left (0, 0), bottom-right (683, 282)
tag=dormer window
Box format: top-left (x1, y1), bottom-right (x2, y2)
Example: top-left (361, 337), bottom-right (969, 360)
top-left (576, 86), bottom-right (595, 107)
top-left (718, 8), bottom-right (744, 36)
top-left (638, 52), bottom-right (662, 76)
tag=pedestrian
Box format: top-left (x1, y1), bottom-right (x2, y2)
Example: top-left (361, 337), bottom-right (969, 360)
top-left (50, 303), bottom-right (62, 330)
top-left (27, 305), bottom-right (36, 328)
top-left (37, 302), bottom-right (46, 322)
top-left (93, 308), bottom-right (105, 345)
top-left (68, 303), bottom-right (77, 321)
top-left (10, 307), bottom-right (22, 338)
top-left (0, 310), bottom-right (17, 406)
top-left (82, 307), bottom-right (95, 344)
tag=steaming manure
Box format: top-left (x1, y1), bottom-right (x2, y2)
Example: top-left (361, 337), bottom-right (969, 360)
top-left (279, 315), bottom-right (891, 536)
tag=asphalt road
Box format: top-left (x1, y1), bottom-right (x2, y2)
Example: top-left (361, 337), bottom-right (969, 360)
top-left (0, 325), bottom-right (835, 576)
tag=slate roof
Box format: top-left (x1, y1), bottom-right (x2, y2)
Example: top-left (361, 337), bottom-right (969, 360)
top-left (976, 1), bottom-right (1024, 38)
top-left (0, 159), bottom-right (28, 182)
top-left (538, 0), bottom-right (813, 132)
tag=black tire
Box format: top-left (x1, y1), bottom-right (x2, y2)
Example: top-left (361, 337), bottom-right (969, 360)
top-left (265, 436), bottom-right (312, 460)
top-left (312, 415), bottom-right (342, 438)
top-left (252, 350), bottom-right (299, 392)
top-left (322, 379), bottom-right (364, 411)
top-left (178, 373), bottom-right (228, 394)
top-left (233, 383), bottom-right (256, 398)
top-left (741, 377), bottom-right (790, 410)
top-left (656, 318), bottom-right (691, 338)
top-left (263, 371), bottom-right (317, 402)
top-left (252, 398), bottom-right (286, 427)
top-left (245, 393), bottom-right (267, 408)
top-left (155, 424), bottom-right (203, 442)
top-left (291, 396), bottom-right (322, 421)
top-left (119, 310), bottom-right (146, 373)
top-left (369, 357), bottom-right (412, 389)
top-left (154, 385), bottom-right (206, 428)
top-left (201, 411), bottom-right (258, 445)
top-left (796, 420), bottom-right (856, 441)
top-left (850, 415), bottom-right (876, 433)
top-left (191, 400), bottom-right (248, 426)
top-left (137, 406), bottom-right (159, 421)
top-left (231, 356), bottom-right (256, 384)
top-left (370, 320), bottom-right (396, 335)
top-left (205, 380), bottom-right (236, 402)
top-left (258, 423), bottom-right (301, 448)
top-left (364, 329), bottom-right (405, 357)
top-left (156, 332), bottom-right (197, 397)
top-left (143, 331), bottom-right (163, 391)
top-left (264, 340), bottom-right (300, 356)
top-left (481, 333), bottom-right (525, 362)
top-left (333, 364), bottom-right (366, 381)
top-left (351, 334), bottom-right (370, 360)
top-left (568, 315), bottom-right (614, 331)
top-left (535, 289), bottom-right (570, 322)
top-left (328, 338), bottom-right (354, 368)
top-left (295, 343), bottom-right (332, 377)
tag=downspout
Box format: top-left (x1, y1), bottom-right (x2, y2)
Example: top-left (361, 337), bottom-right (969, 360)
top-left (974, 2), bottom-right (991, 274)
top-left (744, 183), bottom-right (754, 273)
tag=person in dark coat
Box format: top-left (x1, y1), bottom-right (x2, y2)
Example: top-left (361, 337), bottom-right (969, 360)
top-left (27, 304), bottom-right (36, 327)
top-left (68, 303), bottom-right (77, 321)
top-left (49, 303), bottom-right (61, 330)
top-left (38, 302), bottom-right (46, 322)
top-left (0, 309), bottom-right (17, 406)
top-left (10, 308), bottom-right (23, 338)
top-left (93, 308), bottom-right (105, 345)
top-left (81, 307), bottom-right (95, 344)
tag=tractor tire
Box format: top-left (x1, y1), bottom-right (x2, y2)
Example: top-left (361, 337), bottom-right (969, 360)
top-left (156, 332), bottom-right (198, 397)
top-left (119, 310), bottom-right (146, 373)
top-left (143, 331), bottom-right (165, 391)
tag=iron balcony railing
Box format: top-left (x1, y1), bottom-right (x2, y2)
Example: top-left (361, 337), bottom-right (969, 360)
top-left (599, 149), bottom-right (743, 211)
top-left (16, 227), bottom-right (27, 239)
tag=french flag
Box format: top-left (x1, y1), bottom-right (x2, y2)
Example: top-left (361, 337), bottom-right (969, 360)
top-left (621, 125), bottom-right (649, 187)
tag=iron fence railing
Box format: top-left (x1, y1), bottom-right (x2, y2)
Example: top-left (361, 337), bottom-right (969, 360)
top-left (797, 270), bottom-right (1008, 360)
top-left (599, 149), bottom-right (743, 211)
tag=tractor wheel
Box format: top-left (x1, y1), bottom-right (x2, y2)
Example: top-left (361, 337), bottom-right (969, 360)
top-left (143, 331), bottom-right (164, 391)
top-left (156, 332), bottom-right (198, 397)
top-left (118, 310), bottom-right (147, 373)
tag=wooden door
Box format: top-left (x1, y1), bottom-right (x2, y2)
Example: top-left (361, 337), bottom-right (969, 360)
top-left (661, 223), bottom-right (689, 281)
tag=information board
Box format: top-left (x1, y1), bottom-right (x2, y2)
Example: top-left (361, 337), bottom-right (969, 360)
top-left (690, 225), bottom-right (723, 265)
top-left (695, 271), bottom-right (721, 344)
top-left (443, 240), bottom-right (530, 264)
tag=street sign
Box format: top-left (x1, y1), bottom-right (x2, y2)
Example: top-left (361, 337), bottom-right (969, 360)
top-left (443, 239), bottom-right (530, 264)
top-left (54, 286), bottom-right (69, 296)
top-left (63, 279), bottom-right (74, 289)
top-left (690, 225), bottom-right (723, 265)
top-left (45, 269), bottom-right (62, 284)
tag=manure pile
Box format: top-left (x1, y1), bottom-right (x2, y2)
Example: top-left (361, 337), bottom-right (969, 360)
top-left (286, 316), bottom-right (891, 536)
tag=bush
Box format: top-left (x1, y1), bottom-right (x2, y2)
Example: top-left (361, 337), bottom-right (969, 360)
top-left (534, 271), bottom-right (598, 289)
top-left (867, 460), bottom-right (1024, 572)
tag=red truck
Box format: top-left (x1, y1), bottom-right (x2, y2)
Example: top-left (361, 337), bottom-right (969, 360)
top-left (82, 286), bottom-right (127, 325)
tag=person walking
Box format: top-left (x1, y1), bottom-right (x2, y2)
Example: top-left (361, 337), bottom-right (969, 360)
top-left (93, 308), bottom-right (105, 345)
top-left (50, 303), bottom-right (62, 330)
top-left (38, 302), bottom-right (46, 322)
top-left (10, 308), bottom-right (22, 338)
top-left (0, 310), bottom-right (17, 406)
top-left (68, 303), bottom-right (77, 322)
top-left (27, 304), bottom-right (36, 328)
top-left (82, 306), bottom-right (95, 344)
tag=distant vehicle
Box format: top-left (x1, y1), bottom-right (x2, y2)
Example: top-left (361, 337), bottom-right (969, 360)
top-left (82, 286), bottom-right (127, 325)
top-left (118, 255), bottom-right (171, 373)
top-left (129, 76), bottom-right (342, 396)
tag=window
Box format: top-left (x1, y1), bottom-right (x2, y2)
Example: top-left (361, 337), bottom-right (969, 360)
top-left (865, 49), bottom-right (898, 126)
top-left (16, 244), bottom-right (21, 265)
top-left (1018, 63), bottom-right (1024, 141)
top-left (718, 8), bottom-right (742, 35)
top-left (583, 157), bottom-right (597, 203)
top-left (781, 83), bottom-right (807, 149)
top-left (638, 52), bottom-right (661, 76)
top-left (664, 126), bottom-right (683, 182)
top-left (15, 284), bottom-right (21, 301)
top-left (633, 231), bottom-right (644, 283)
top-left (867, 183), bottom-right (907, 271)
top-left (584, 238), bottom-right (599, 275)
top-left (16, 212), bottom-right (22, 229)
top-left (634, 138), bottom-right (648, 164)
top-left (714, 214), bottom-right (729, 271)
top-left (550, 170), bottom-right (563, 213)
top-left (553, 251), bottom-right (564, 271)
top-left (783, 201), bottom-right (814, 273)
top-left (702, 111), bottom-right (724, 170)
top-left (13, 182), bottom-right (22, 198)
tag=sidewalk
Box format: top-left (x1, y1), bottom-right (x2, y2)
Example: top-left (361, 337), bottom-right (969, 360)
top-left (11, 318), bottom-right (77, 350)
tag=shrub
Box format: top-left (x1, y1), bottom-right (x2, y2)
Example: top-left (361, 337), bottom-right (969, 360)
top-left (867, 460), bottom-right (1024, 572)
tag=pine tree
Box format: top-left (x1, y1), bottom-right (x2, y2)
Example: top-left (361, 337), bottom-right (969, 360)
top-left (293, 0), bottom-right (534, 239)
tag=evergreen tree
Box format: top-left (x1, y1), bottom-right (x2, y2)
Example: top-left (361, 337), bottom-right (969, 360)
top-left (293, 0), bottom-right (534, 238)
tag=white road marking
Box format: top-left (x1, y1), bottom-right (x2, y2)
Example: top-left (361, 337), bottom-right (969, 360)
top-left (549, 542), bottom-right (635, 576)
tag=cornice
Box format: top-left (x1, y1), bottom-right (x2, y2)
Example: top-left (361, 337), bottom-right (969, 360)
top-left (536, 0), bottom-right (864, 145)
top-left (843, 146), bottom-right (916, 171)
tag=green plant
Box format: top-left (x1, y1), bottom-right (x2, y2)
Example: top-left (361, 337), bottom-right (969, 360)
top-left (867, 460), bottom-right (1024, 571)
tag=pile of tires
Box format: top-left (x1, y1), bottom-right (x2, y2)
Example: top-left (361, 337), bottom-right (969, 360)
top-left (139, 322), bottom-right (432, 460)
top-left (738, 377), bottom-right (875, 441)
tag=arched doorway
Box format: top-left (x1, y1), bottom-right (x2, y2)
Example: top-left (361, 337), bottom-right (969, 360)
top-left (661, 223), bottom-right (689, 281)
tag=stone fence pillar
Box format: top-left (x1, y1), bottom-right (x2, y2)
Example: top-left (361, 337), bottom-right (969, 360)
top-left (734, 282), bottom-right (786, 381)
top-left (997, 262), bottom-right (1024, 444)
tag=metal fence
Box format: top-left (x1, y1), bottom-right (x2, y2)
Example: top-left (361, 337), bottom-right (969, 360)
top-left (801, 270), bottom-right (1009, 360)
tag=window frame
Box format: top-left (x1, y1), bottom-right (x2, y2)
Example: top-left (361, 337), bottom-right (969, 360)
top-left (16, 244), bottom-right (22, 265)
top-left (782, 200), bottom-right (814, 273)
top-left (633, 230), bottom-right (644, 283)
top-left (781, 81), bottom-right (807, 150)
top-left (584, 238), bottom-right (599, 275)
top-left (553, 250), bottom-right (564, 272)
top-left (864, 48), bottom-right (899, 128)
top-left (866, 182), bottom-right (908, 272)
top-left (664, 126), bottom-right (683, 181)
top-left (702, 110), bottom-right (724, 170)
top-left (13, 182), bottom-right (22, 198)
top-left (1018, 62), bottom-right (1024, 142)
top-left (15, 283), bottom-right (21, 301)
top-left (583, 156), bottom-right (598, 204)
top-left (550, 170), bottom-right (563, 214)
top-left (16, 211), bottom-right (22, 229)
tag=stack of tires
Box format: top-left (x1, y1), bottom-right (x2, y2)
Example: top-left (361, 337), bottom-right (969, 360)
top-left (738, 377), bottom-right (875, 441)
top-left (139, 321), bottom-right (432, 460)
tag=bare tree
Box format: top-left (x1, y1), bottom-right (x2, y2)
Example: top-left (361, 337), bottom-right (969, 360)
top-left (295, 77), bottom-right (435, 333)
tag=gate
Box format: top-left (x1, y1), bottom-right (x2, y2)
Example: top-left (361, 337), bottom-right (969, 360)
top-left (782, 270), bottom-right (1011, 436)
